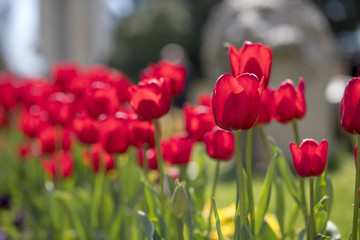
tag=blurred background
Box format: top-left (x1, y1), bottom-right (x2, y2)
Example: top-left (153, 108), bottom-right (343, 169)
top-left (1, 0), bottom-right (360, 160)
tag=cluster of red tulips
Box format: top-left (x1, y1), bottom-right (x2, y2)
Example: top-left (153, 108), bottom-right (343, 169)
top-left (2, 39), bottom-right (360, 240)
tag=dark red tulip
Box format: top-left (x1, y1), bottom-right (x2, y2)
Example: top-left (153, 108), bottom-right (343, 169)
top-left (83, 144), bottom-right (115, 173)
top-left (18, 106), bottom-right (49, 138)
top-left (100, 114), bottom-right (129, 154)
top-left (204, 126), bottom-right (234, 161)
top-left (141, 60), bottom-right (186, 96)
top-left (73, 113), bottom-right (99, 144)
top-left (137, 148), bottom-right (158, 170)
top-left (46, 92), bottom-right (74, 126)
top-left (106, 69), bottom-right (132, 103)
top-left (341, 77), bottom-right (360, 134)
top-left (20, 79), bottom-right (52, 109)
top-left (184, 103), bottom-right (215, 141)
top-left (229, 41), bottom-right (272, 87)
top-left (161, 134), bottom-right (193, 165)
top-left (42, 151), bottom-right (73, 179)
top-left (0, 73), bottom-right (20, 110)
top-left (129, 77), bottom-right (172, 120)
top-left (290, 139), bottom-right (328, 177)
top-left (212, 73), bottom-right (264, 131)
top-left (84, 81), bottom-right (119, 119)
top-left (257, 87), bottom-right (275, 125)
top-left (274, 77), bottom-right (306, 124)
top-left (51, 62), bottom-right (79, 92)
top-left (38, 125), bottom-right (72, 153)
top-left (127, 113), bottom-right (155, 147)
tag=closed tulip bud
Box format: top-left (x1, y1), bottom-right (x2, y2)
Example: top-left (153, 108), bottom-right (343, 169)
top-left (228, 41), bottom-right (272, 87)
top-left (341, 77), bottom-right (360, 134)
top-left (212, 73), bottom-right (264, 131)
top-left (171, 181), bottom-right (188, 219)
top-left (290, 138), bottom-right (328, 177)
top-left (204, 126), bottom-right (234, 161)
top-left (184, 103), bottom-right (215, 141)
top-left (274, 77), bottom-right (306, 123)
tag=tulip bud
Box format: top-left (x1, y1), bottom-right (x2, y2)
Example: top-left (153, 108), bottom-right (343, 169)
top-left (171, 182), bottom-right (188, 219)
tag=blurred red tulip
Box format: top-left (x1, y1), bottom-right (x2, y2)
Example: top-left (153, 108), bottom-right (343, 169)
top-left (161, 134), bottom-right (193, 165)
top-left (84, 81), bottom-right (119, 119)
top-left (290, 138), bottom-right (328, 177)
top-left (274, 77), bottom-right (306, 124)
top-left (83, 144), bottom-right (115, 173)
top-left (0, 73), bottom-right (20, 110)
top-left (106, 69), bottom-right (132, 103)
top-left (46, 92), bottom-right (74, 126)
top-left (184, 103), bottom-right (215, 141)
top-left (0, 106), bottom-right (9, 127)
top-left (212, 73), bottom-right (264, 131)
top-left (341, 77), bottom-right (360, 134)
top-left (51, 62), bottom-right (79, 92)
top-left (20, 79), bottom-right (53, 109)
top-left (229, 41), bottom-right (272, 87)
top-left (137, 148), bottom-right (158, 170)
top-left (42, 151), bottom-right (73, 179)
top-left (38, 125), bottom-right (72, 153)
top-left (18, 106), bottom-right (48, 138)
top-left (256, 87), bottom-right (275, 125)
top-left (204, 126), bottom-right (234, 161)
top-left (129, 77), bottom-right (172, 120)
top-left (141, 60), bottom-right (186, 96)
top-left (100, 114), bottom-right (129, 154)
top-left (18, 143), bottom-right (31, 160)
top-left (197, 93), bottom-right (212, 110)
top-left (73, 113), bottom-right (99, 144)
top-left (127, 113), bottom-right (155, 147)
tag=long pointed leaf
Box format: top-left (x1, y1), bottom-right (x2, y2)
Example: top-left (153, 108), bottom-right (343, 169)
top-left (255, 153), bottom-right (277, 235)
top-left (212, 197), bottom-right (226, 240)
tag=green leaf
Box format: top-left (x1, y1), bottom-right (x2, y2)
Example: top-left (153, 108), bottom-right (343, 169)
top-left (137, 210), bottom-right (156, 240)
top-left (286, 204), bottom-right (299, 237)
top-left (91, 165), bottom-right (105, 230)
top-left (257, 221), bottom-right (278, 240)
top-left (212, 197), bottom-right (226, 240)
top-left (255, 153), bottom-right (277, 235)
top-left (240, 224), bottom-right (254, 240)
top-left (275, 178), bottom-right (285, 237)
top-left (268, 137), bottom-right (301, 205)
top-left (108, 207), bottom-right (125, 240)
top-left (314, 195), bottom-right (329, 235)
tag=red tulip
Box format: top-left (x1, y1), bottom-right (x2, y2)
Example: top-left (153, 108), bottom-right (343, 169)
top-left (20, 79), bottom-right (52, 109)
top-left (51, 62), bottom-right (79, 92)
top-left (161, 134), bottom-right (194, 165)
top-left (106, 69), bottom-right (132, 103)
top-left (341, 77), bottom-right (360, 134)
top-left (141, 60), bottom-right (186, 96)
top-left (290, 139), bottom-right (328, 177)
top-left (137, 148), bottom-right (158, 170)
top-left (257, 87), bottom-right (275, 125)
top-left (129, 77), bottom-right (172, 120)
top-left (84, 81), bottom-right (119, 119)
top-left (100, 114), bottom-right (129, 154)
top-left (212, 73), bottom-right (264, 131)
top-left (204, 126), bottom-right (234, 161)
top-left (197, 93), bottom-right (212, 110)
top-left (18, 143), bottom-right (31, 160)
top-left (274, 77), bottom-right (306, 124)
top-left (127, 113), bottom-right (155, 147)
top-left (18, 106), bottom-right (49, 138)
top-left (0, 73), bottom-right (20, 110)
top-left (73, 113), bottom-right (99, 144)
top-left (0, 106), bottom-right (9, 127)
top-left (46, 92), bottom-right (74, 126)
top-left (83, 144), bottom-right (115, 173)
top-left (42, 151), bottom-right (73, 179)
top-left (229, 41), bottom-right (272, 87)
top-left (184, 103), bottom-right (215, 141)
top-left (38, 126), bottom-right (72, 153)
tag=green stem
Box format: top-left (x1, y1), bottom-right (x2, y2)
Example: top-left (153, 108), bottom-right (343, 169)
top-left (246, 129), bottom-right (255, 236)
top-left (292, 121), bottom-right (308, 225)
top-left (352, 136), bottom-right (360, 240)
top-left (258, 126), bottom-right (272, 161)
top-left (152, 119), bottom-right (166, 217)
top-left (234, 130), bottom-right (247, 228)
top-left (207, 161), bottom-right (221, 238)
top-left (142, 145), bottom-right (148, 177)
top-left (177, 219), bottom-right (184, 240)
top-left (309, 177), bottom-right (315, 240)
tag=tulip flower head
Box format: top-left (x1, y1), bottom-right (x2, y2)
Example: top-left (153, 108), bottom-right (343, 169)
top-left (100, 113), bottom-right (129, 154)
top-left (212, 73), bottom-right (264, 131)
top-left (228, 41), bottom-right (272, 87)
top-left (137, 148), bottom-right (158, 170)
top-left (161, 134), bottom-right (194, 165)
top-left (129, 77), bottom-right (172, 120)
top-left (274, 77), bottom-right (306, 124)
top-left (204, 126), bottom-right (234, 161)
top-left (341, 77), bottom-right (360, 134)
top-left (256, 87), bottom-right (275, 125)
top-left (290, 139), bottom-right (328, 177)
top-left (42, 151), bottom-right (74, 179)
